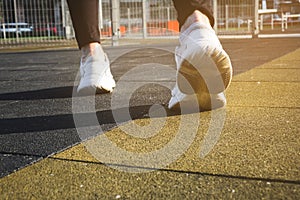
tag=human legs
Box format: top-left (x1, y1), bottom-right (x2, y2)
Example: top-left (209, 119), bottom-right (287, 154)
top-left (67, 0), bottom-right (100, 48)
top-left (169, 0), bottom-right (233, 111)
top-left (67, 0), bottom-right (115, 94)
top-left (172, 0), bottom-right (214, 28)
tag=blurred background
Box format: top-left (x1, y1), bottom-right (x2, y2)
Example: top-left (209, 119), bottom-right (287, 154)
top-left (0, 0), bottom-right (299, 47)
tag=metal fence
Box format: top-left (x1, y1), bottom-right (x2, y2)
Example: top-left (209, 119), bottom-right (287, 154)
top-left (215, 0), bottom-right (255, 35)
top-left (0, 0), bottom-right (299, 47)
top-left (0, 0), bottom-right (74, 46)
top-left (100, 0), bottom-right (178, 40)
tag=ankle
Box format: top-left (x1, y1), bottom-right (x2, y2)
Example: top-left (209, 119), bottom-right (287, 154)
top-left (181, 10), bottom-right (210, 32)
top-left (81, 42), bottom-right (102, 62)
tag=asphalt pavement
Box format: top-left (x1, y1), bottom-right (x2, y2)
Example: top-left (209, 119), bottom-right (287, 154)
top-left (0, 38), bottom-right (299, 199)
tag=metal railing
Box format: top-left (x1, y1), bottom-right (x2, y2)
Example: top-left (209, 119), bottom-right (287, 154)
top-left (0, 0), bottom-right (299, 48)
top-left (214, 0), bottom-right (255, 35)
top-left (0, 0), bottom-right (74, 47)
top-left (101, 0), bottom-right (178, 40)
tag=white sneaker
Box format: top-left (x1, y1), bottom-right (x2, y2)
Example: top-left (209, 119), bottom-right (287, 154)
top-left (168, 21), bottom-right (232, 110)
top-left (169, 84), bottom-right (227, 111)
top-left (77, 45), bottom-right (116, 94)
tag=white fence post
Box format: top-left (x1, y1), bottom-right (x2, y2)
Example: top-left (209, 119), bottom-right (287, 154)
top-left (253, 0), bottom-right (259, 37)
top-left (225, 4), bottom-right (229, 30)
top-left (99, 0), bottom-right (103, 29)
top-left (127, 8), bottom-right (131, 35)
top-left (61, 0), bottom-right (66, 37)
top-left (167, 7), bottom-right (170, 22)
top-left (213, 0), bottom-right (218, 33)
top-left (2, 23), bottom-right (6, 39)
top-left (13, 0), bottom-right (19, 42)
top-left (142, 0), bottom-right (147, 39)
top-left (111, 0), bottom-right (120, 46)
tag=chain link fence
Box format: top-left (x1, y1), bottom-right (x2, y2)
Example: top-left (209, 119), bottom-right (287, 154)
top-left (0, 0), bottom-right (299, 47)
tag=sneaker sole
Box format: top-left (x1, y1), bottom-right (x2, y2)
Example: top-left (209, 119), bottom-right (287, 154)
top-left (177, 48), bottom-right (232, 95)
top-left (77, 86), bottom-right (113, 96)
